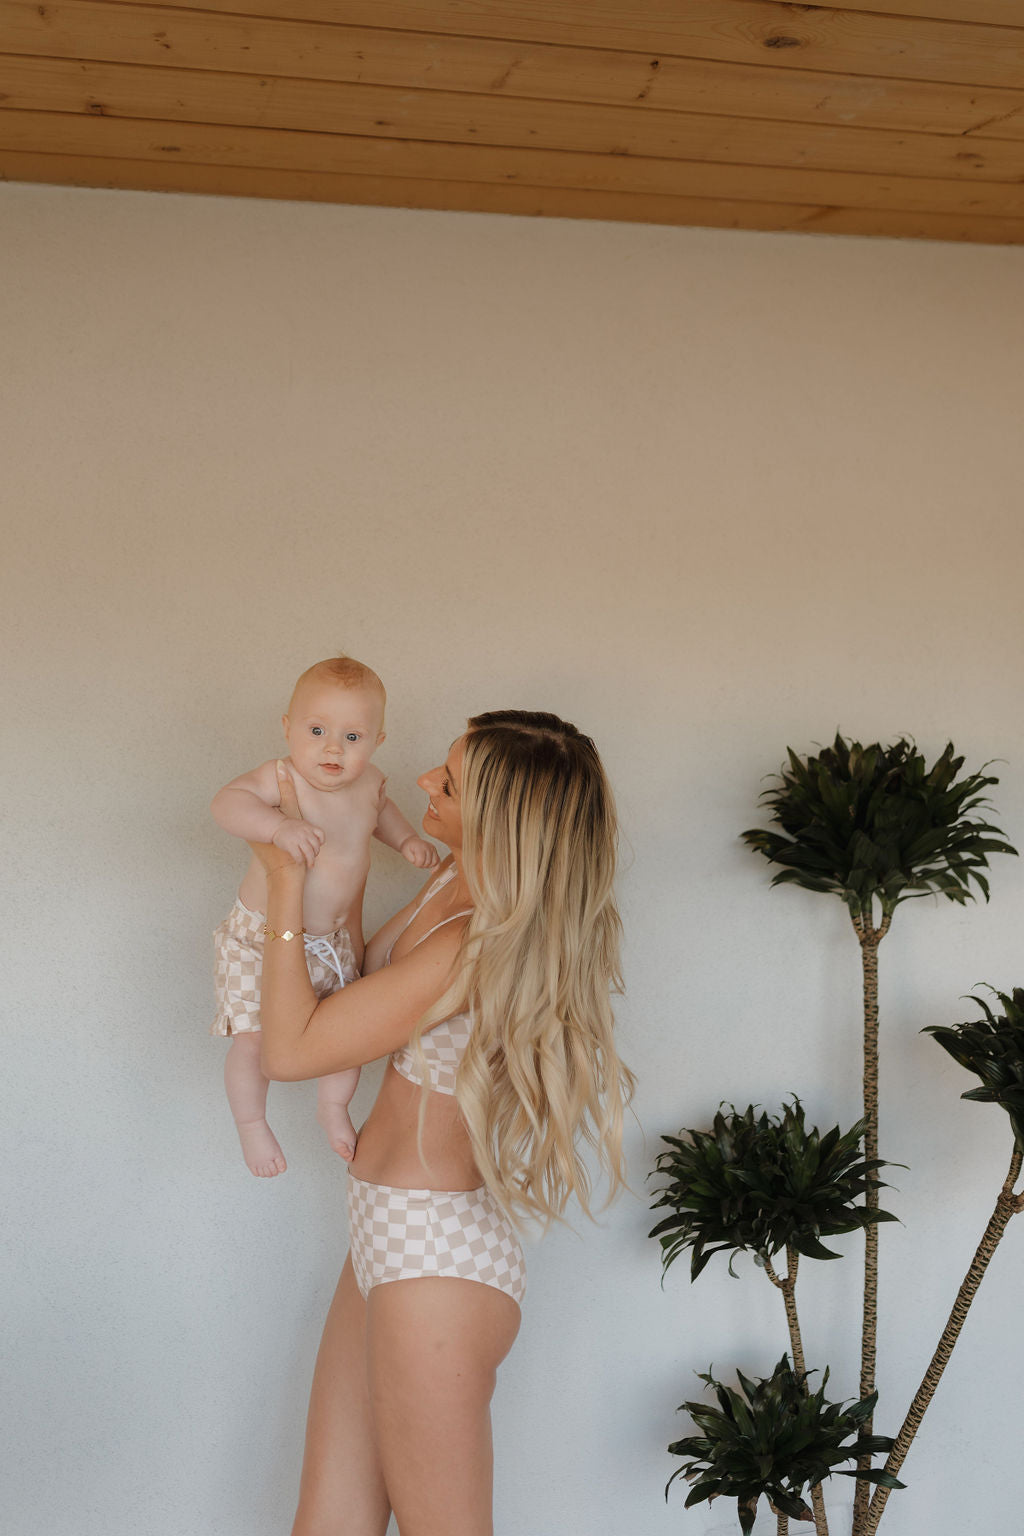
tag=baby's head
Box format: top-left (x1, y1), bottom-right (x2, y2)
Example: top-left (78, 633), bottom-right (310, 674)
top-left (282, 656), bottom-right (386, 791)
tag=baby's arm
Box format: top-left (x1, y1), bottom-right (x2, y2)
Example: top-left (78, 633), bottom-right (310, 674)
top-left (374, 785), bottom-right (440, 870)
top-left (212, 760), bottom-right (324, 868)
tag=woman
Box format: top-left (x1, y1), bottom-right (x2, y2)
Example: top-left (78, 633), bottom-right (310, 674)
top-left (253, 710), bottom-right (633, 1536)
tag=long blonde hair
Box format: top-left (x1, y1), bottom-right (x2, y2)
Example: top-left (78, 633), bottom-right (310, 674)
top-left (413, 711), bottom-right (634, 1226)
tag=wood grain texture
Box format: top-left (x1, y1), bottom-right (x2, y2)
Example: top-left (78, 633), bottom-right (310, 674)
top-left (4, 55), bottom-right (1024, 187)
top-left (6, 145), bottom-right (1024, 243)
top-left (95, 0), bottom-right (1024, 89)
top-left (6, 1), bottom-right (1020, 138)
top-left (821, 1), bottom-right (1024, 27)
top-left (4, 108), bottom-right (1024, 218)
top-left (3, 0), bottom-right (1023, 242)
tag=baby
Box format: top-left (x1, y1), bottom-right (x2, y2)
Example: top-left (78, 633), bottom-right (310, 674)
top-left (210, 655), bottom-right (438, 1176)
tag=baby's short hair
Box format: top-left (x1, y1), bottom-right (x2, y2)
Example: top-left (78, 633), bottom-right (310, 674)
top-left (290, 655), bottom-right (386, 709)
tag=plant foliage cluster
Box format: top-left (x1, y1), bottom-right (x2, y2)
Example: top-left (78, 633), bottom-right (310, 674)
top-left (926, 988), bottom-right (1024, 1150)
top-left (667, 1357), bottom-right (902, 1535)
top-left (650, 1101), bottom-right (895, 1280)
top-left (740, 736), bottom-right (1014, 920)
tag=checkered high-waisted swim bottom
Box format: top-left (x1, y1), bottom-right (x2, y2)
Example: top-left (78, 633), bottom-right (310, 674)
top-left (346, 1175), bottom-right (526, 1307)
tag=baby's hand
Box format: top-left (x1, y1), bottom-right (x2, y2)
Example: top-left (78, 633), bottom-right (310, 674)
top-left (400, 835), bottom-right (440, 870)
top-left (272, 818), bottom-right (325, 869)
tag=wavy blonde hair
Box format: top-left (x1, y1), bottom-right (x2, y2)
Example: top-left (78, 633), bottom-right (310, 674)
top-left (412, 711), bottom-right (634, 1226)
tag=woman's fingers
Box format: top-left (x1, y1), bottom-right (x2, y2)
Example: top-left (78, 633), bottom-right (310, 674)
top-left (276, 760), bottom-right (302, 820)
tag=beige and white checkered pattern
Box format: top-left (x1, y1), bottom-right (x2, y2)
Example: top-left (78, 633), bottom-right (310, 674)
top-left (347, 1175), bottom-right (527, 1306)
top-left (390, 1012), bottom-right (472, 1097)
top-left (210, 898), bottom-right (358, 1037)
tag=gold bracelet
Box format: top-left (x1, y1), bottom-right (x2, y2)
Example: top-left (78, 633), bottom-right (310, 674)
top-left (263, 924), bottom-right (305, 943)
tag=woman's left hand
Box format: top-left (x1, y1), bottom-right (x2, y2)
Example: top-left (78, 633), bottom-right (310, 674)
top-left (247, 761), bottom-right (308, 879)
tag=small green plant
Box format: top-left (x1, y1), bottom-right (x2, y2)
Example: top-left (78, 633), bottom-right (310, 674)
top-left (667, 1358), bottom-right (901, 1536)
top-left (652, 1103), bottom-right (897, 1535)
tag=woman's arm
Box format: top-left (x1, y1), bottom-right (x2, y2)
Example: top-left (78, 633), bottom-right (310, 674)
top-left (260, 866), bottom-right (462, 1080)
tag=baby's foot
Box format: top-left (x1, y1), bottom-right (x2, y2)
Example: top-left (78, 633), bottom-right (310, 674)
top-left (317, 1099), bottom-right (358, 1162)
top-left (235, 1117), bottom-right (287, 1177)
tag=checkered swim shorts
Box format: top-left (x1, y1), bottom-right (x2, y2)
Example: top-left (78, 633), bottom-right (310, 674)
top-left (347, 1175), bottom-right (527, 1307)
top-left (210, 898), bottom-right (358, 1037)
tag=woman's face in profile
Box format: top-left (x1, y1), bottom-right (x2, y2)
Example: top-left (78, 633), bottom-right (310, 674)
top-left (418, 734), bottom-right (466, 851)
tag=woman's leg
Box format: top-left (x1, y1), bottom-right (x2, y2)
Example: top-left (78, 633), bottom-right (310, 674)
top-left (367, 1278), bottom-right (521, 1536)
top-left (223, 1032), bottom-right (286, 1177)
top-left (292, 1258), bottom-right (391, 1536)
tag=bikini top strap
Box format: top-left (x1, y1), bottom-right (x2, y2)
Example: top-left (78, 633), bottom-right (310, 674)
top-left (403, 907), bottom-right (473, 954)
top-left (384, 865), bottom-right (466, 964)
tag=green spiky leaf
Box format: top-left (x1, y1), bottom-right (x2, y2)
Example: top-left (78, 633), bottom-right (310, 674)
top-left (666, 1357), bottom-right (903, 1533)
top-left (925, 987), bottom-right (1024, 1149)
top-left (741, 736), bottom-right (1016, 924)
top-left (650, 1101), bottom-right (896, 1279)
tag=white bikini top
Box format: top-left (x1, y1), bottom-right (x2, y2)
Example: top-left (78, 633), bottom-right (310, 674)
top-left (386, 865), bottom-right (472, 1097)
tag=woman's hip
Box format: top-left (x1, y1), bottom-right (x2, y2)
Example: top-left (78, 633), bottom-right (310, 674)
top-left (345, 1174), bottom-right (526, 1308)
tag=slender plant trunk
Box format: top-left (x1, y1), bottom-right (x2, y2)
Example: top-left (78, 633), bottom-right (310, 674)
top-left (862, 1146), bottom-right (1023, 1536)
top-left (851, 911), bottom-right (890, 1535)
top-left (777, 1514), bottom-right (789, 1535)
top-left (764, 1248), bottom-right (829, 1536)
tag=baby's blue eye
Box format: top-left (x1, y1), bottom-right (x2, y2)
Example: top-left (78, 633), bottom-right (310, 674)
top-left (311, 726), bottom-right (324, 736)
top-left (346, 733), bottom-right (360, 742)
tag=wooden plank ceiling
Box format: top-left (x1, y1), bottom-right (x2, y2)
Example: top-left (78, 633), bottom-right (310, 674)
top-left (2, 0), bottom-right (1024, 244)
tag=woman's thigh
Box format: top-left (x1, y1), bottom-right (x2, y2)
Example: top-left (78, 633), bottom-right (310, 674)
top-left (292, 1257), bottom-right (390, 1536)
top-left (366, 1278), bottom-right (521, 1536)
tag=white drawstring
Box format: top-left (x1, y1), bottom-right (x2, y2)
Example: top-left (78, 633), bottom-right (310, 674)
top-left (303, 933), bottom-right (348, 987)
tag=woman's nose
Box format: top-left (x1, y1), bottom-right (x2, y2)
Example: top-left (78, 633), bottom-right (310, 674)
top-left (417, 766), bottom-right (440, 790)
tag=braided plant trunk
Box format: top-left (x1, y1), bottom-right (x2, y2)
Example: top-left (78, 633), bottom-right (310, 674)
top-left (764, 1247), bottom-right (829, 1536)
top-left (777, 1515), bottom-right (789, 1535)
top-left (863, 1147), bottom-right (1024, 1536)
top-left (850, 910), bottom-right (891, 1534)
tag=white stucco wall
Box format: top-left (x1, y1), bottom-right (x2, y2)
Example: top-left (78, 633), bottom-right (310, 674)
top-left (3, 181), bottom-right (1023, 1536)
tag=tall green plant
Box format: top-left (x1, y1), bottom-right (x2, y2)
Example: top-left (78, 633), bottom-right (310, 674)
top-left (741, 736), bottom-right (1016, 1534)
top-left (857, 989), bottom-right (1024, 1535)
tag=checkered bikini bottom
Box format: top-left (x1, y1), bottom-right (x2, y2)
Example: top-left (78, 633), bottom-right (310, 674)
top-left (347, 1175), bottom-right (526, 1307)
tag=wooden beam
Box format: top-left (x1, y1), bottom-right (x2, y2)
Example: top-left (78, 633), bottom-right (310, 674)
top-left (3, 108), bottom-right (1024, 216)
top-left (4, 146), bottom-right (1023, 244)
top-left (5, 2), bottom-right (1020, 137)
top-left (4, 56), bottom-right (1024, 185)
top-left (823, 2), bottom-right (1024, 28)
top-left (0, 147), bottom-right (823, 228)
top-left (101, 0), bottom-right (1024, 89)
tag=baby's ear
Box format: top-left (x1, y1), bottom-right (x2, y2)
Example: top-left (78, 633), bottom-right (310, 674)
top-left (281, 713), bottom-right (290, 737)
top-left (376, 729), bottom-right (387, 744)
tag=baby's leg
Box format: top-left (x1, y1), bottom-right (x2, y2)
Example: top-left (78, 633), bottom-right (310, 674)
top-left (316, 1069), bottom-right (361, 1162)
top-left (224, 1033), bottom-right (287, 1177)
